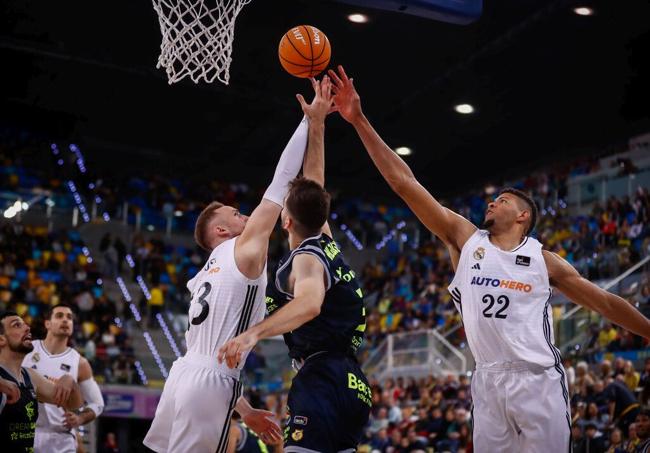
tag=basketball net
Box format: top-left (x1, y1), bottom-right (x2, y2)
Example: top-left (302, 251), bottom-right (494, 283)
top-left (151, 0), bottom-right (252, 85)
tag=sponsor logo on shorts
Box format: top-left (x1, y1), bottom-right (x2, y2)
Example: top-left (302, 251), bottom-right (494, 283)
top-left (291, 429), bottom-right (303, 441)
top-left (470, 276), bottom-right (532, 293)
top-left (293, 416), bottom-right (308, 426)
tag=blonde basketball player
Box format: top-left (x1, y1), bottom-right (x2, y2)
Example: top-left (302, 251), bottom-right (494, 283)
top-left (143, 83), bottom-right (332, 453)
top-left (23, 304), bottom-right (104, 453)
top-left (329, 65), bottom-right (650, 453)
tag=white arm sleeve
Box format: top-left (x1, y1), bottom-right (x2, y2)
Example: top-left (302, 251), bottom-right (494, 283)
top-left (80, 378), bottom-right (104, 417)
top-left (263, 116), bottom-right (309, 207)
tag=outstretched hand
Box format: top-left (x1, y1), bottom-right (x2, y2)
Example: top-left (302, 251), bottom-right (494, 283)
top-left (296, 75), bottom-right (335, 122)
top-left (243, 409), bottom-right (283, 445)
top-left (217, 331), bottom-right (258, 369)
top-left (329, 65), bottom-right (363, 124)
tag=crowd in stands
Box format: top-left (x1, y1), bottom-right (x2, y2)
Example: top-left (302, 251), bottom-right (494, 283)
top-left (2, 132), bottom-right (650, 452)
top-left (0, 223), bottom-right (141, 385)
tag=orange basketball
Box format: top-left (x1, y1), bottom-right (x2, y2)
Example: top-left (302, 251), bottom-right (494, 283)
top-left (278, 25), bottom-right (331, 78)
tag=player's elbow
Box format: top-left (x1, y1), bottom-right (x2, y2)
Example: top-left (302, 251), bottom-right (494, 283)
top-left (304, 302), bottom-right (321, 320)
top-left (388, 173), bottom-right (415, 196)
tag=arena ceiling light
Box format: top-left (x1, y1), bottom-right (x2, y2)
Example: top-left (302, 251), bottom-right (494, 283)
top-left (454, 103), bottom-right (475, 114)
top-left (395, 147), bottom-right (412, 156)
top-left (347, 13), bottom-right (369, 23)
top-left (573, 7), bottom-right (594, 16)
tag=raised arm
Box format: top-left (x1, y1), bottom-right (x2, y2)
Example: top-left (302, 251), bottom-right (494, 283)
top-left (329, 66), bottom-right (476, 256)
top-left (544, 250), bottom-right (650, 340)
top-left (218, 253), bottom-right (326, 368)
top-left (298, 76), bottom-right (334, 237)
top-left (27, 369), bottom-right (83, 411)
top-left (234, 116), bottom-right (310, 278)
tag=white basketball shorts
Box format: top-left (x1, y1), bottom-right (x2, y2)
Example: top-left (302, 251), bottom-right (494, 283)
top-left (143, 352), bottom-right (242, 453)
top-left (471, 361), bottom-right (571, 453)
top-left (34, 429), bottom-right (76, 453)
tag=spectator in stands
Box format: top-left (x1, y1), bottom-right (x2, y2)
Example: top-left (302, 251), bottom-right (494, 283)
top-left (640, 359), bottom-right (650, 407)
top-left (624, 360), bottom-right (641, 392)
top-left (600, 323), bottom-right (619, 351)
top-left (147, 285), bottom-right (164, 328)
top-left (634, 408), bottom-right (650, 452)
top-left (627, 423), bottom-right (641, 452)
top-left (99, 432), bottom-right (120, 453)
top-left (606, 428), bottom-right (625, 453)
top-left (604, 379), bottom-right (641, 434)
top-left (577, 423), bottom-right (607, 453)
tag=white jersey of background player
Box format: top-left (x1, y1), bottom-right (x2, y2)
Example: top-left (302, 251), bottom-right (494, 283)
top-left (328, 65), bottom-right (650, 453)
top-left (143, 83), bottom-right (332, 453)
top-left (22, 304), bottom-right (104, 453)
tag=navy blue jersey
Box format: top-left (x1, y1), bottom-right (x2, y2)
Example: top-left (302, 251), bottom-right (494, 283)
top-left (0, 366), bottom-right (38, 453)
top-left (266, 233), bottom-right (366, 360)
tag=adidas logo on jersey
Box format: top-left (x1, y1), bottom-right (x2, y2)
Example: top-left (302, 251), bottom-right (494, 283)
top-left (471, 263), bottom-right (481, 270)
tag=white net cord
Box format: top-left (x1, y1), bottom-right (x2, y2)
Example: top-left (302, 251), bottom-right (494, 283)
top-left (152, 0), bottom-right (252, 85)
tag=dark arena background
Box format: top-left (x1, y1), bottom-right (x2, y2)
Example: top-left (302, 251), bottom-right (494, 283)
top-left (1, 0), bottom-right (649, 452)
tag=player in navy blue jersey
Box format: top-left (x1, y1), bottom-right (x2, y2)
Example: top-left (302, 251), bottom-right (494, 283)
top-left (219, 76), bottom-right (371, 452)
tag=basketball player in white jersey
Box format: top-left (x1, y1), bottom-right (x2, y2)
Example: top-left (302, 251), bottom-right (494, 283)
top-left (23, 303), bottom-right (105, 453)
top-left (328, 65), bottom-right (650, 452)
top-left (143, 83), bottom-right (333, 453)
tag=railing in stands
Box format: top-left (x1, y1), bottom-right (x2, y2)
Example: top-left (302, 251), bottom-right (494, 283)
top-left (362, 329), bottom-right (467, 380)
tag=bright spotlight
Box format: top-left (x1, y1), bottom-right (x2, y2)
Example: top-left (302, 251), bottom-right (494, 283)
top-left (454, 104), bottom-right (475, 114)
top-left (573, 7), bottom-right (594, 16)
top-left (395, 147), bottom-right (412, 156)
top-left (347, 13), bottom-right (369, 23)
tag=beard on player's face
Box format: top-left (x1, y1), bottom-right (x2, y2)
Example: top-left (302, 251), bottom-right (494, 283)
top-left (481, 218), bottom-right (495, 230)
top-left (8, 337), bottom-right (34, 354)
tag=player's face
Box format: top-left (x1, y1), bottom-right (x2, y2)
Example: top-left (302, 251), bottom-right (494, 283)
top-left (214, 206), bottom-right (248, 238)
top-left (483, 193), bottom-right (522, 232)
top-left (46, 307), bottom-right (74, 337)
top-left (0, 315), bottom-right (33, 354)
top-left (636, 414), bottom-right (650, 438)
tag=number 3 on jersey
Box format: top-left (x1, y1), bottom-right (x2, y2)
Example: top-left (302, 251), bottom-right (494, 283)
top-left (189, 282), bottom-right (212, 327)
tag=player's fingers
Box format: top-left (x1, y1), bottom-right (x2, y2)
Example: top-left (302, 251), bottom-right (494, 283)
top-left (338, 65), bottom-right (350, 83)
top-left (295, 94), bottom-right (307, 109)
top-left (327, 69), bottom-right (344, 88)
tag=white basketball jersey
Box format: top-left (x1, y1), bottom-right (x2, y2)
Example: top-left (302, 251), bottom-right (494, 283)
top-left (184, 237), bottom-right (266, 367)
top-left (448, 230), bottom-right (559, 367)
top-left (22, 339), bottom-right (81, 432)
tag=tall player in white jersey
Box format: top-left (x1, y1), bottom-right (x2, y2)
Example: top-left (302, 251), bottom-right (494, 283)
top-left (23, 304), bottom-right (104, 453)
top-left (328, 65), bottom-right (650, 452)
top-left (143, 83), bottom-right (332, 453)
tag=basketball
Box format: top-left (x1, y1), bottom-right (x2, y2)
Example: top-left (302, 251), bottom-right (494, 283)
top-left (278, 25), bottom-right (331, 78)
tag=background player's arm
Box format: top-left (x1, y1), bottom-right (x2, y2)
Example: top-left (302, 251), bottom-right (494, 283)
top-left (544, 250), bottom-right (650, 339)
top-left (226, 423), bottom-right (242, 453)
top-left (329, 66), bottom-right (476, 257)
top-left (64, 357), bottom-right (104, 429)
top-left (219, 254), bottom-right (326, 367)
top-left (26, 368), bottom-right (83, 410)
top-left (0, 377), bottom-right (20, 407)
top-left (299, 76), bottom-right (333, 237)
top-left (235, 116), bottom-right (309, 278)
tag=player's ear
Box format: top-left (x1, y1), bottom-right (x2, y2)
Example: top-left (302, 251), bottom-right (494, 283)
top-left (44, 319), bottom-right (51, 330)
